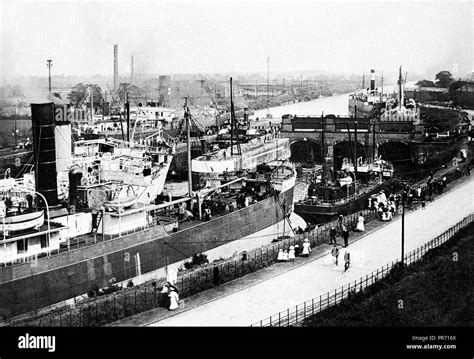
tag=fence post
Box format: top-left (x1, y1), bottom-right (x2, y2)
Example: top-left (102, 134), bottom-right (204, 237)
top-left (304, 301), bottom-right (306, 318)
top-left (312, 298), bottom-right (314, 316)
top-left (296, 304), bottom-right (298, 323)
top-left (124, 294), bottom-right (127, 317)
top-left (279, 312), bottom-right (281, 327)
top-left (320, 295), bottom-right (322, 312)
top-left (287, 309), bottom-right (290, 326)
top-left (144, 288), bottom-right (147, 310)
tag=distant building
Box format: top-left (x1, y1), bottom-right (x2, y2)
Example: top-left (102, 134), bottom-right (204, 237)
top-left (158, 75), bottom-right (171, 107)
top-left (452, 81), bottom-right (474, 109)
top-left (404, 86), bottom-right (448, 102)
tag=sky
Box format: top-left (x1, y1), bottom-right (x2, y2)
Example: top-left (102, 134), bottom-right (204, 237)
top-left (0, 0), bottom-right (472, 80)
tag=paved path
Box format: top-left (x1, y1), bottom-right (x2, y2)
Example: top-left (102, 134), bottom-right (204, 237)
top-left (144, 176), bottom-right (472, 326)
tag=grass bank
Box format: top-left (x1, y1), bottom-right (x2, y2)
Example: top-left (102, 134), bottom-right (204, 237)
top-left (302, 223), bottom-right (473, 327)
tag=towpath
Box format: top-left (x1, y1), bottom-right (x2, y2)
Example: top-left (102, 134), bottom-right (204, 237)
top-left (110, 174), bottom-right (473, 327)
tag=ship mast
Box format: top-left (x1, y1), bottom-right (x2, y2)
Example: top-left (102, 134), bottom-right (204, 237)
top-left (381, 70), bottom-right (384, 100)
top-left (362, 70), bottom-right (365, 89)
top-left (230, 77), bottom-right (234, 156)
top-left (184, 97), bottom-right (193, 198)
top-left (321, 116), bottom-right (326, 186)
top-left (398, 66), bottom-right (403, 110)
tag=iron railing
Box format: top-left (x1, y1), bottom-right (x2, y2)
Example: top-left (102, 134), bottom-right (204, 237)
top-left (251, 213), bottom-right (473, 327)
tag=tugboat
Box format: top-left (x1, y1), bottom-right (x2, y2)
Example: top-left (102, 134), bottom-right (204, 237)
top-left (294, 112), bottom-right (394, 224)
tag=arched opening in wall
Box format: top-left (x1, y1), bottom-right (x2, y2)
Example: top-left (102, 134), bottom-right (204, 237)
top-left (290, 141), bottom-right (322, 167)
top-left (378, 142), bottom-right (411, 165)
top-left (333, 141), bottom-right (366, 171)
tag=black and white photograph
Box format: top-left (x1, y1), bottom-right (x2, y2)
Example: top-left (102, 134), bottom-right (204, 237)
top-left (0, 0), bottom-right (472, 355)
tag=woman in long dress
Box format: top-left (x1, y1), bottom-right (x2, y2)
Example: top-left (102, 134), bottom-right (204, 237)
top-left (356, 213), bottom-right (365, 231)
top-left (277, 249), bottom-right (285, 261)
top-left (160, 282), bottom-right (171, 308)
top-left (302, 239), bottom-right (312, 257)
top-left (288, 246), bottom-right (295, 261)
top-left (169, 287), bottom-right (180, 310)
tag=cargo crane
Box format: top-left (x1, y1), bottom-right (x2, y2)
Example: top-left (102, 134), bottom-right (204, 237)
top-left (198, 79), bottom-right (227, 128)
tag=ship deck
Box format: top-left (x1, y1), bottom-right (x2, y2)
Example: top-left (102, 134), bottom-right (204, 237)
top-left (0, 191), bottom-right (281, 267)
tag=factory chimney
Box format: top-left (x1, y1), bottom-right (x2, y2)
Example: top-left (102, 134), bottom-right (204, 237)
top-left (370, 69), bottom-right (375, 91)
top-left (114, 44), bottom-right (118, 93)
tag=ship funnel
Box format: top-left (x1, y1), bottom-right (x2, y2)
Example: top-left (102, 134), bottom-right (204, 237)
top-left (31, 103), bottom-right (59, 207)
top-left (370, 69), bottom-right (375, 91)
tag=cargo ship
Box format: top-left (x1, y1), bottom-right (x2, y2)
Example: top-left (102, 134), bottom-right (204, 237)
top-left (0, 95), bottom-right (296, 320)
top-left (348, 69), bottom-right (388, 118)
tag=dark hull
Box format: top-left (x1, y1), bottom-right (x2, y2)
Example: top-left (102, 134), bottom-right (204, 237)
top-left (0, 187), bottom-right (293, 318)
top-left (295, 182), bottom-right (385, 225)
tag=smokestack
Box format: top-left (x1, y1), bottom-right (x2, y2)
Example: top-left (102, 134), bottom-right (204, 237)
top-left (131, 55), bottom-right (134, 85)
top-left (31, 103), bottom-right (59, 207)
top-left (114, 44), bottom-right (118, 93)
top-left (370, 69), bottom-right (375, 91)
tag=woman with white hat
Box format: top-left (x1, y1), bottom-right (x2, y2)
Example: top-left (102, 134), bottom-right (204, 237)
top-left (302, 238), bottom-right (312, 257)
top-left (356, 213), bottom-right (365, 232)
top-left (168, 286), bottom-right (180, 310)
top-left (277, 248), bottom-right (285, 261)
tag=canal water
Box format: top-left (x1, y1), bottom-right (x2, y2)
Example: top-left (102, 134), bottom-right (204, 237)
top-left (250, 92), bottom-right (351, 122)
top-left (249, 82), bottom-right (405, 124)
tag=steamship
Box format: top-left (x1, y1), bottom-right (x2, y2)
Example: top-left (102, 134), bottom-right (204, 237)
top-left (0, 99), bottom-right (297, 320)
top-left (348, 69), bottom-right (388, 118)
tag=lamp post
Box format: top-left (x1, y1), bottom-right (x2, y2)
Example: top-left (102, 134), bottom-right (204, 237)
top-left (401, 190), bottom-right (406, 266)
top-left (267, 57), bottom-right (270, 117)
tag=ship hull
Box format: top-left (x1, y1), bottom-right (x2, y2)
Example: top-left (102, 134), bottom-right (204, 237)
top-left (348, 98), bottom-right (376, 117)
top-left (0, 187), bottom-right (294, 318)
top-left (295, 182), bottom-right (386, 224)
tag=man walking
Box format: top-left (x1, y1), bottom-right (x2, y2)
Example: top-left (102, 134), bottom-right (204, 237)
top-left (331, 245), bottom-right (339, 266)
top-left (344, 251), bottom-right (350, 272)
top-left (342, 226), bottom-right (350, 247)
